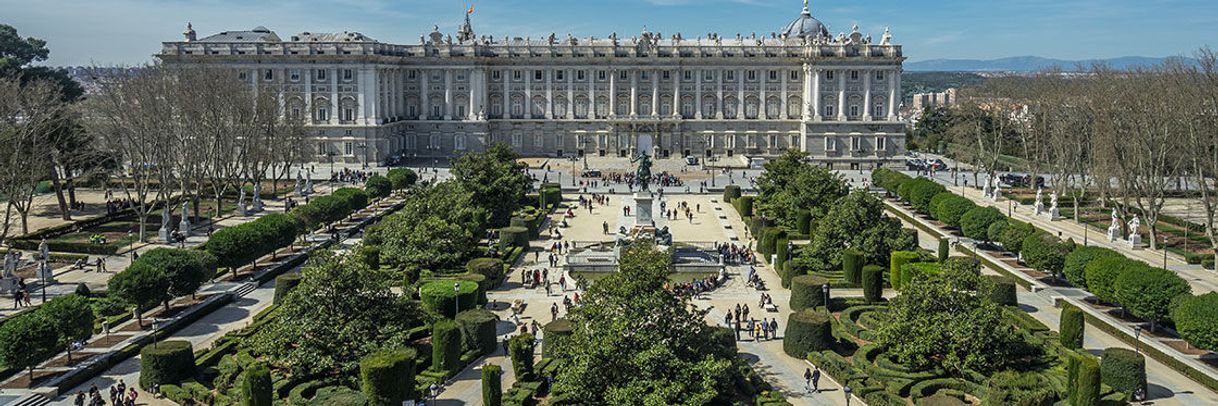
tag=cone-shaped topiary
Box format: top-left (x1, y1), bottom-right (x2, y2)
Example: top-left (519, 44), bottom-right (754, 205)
top-left (542, 319), bottom-right (574, 358)
top-left (482, 363), bottom-right (503, 406)
top-left (509, 334), bottom-right (535, 382)
top-left (139, 340), bottom-right (195, 389)
top-left (456, 309), bottom-right (499, 356)
top-left (431, 320), bottom-right (462, 376)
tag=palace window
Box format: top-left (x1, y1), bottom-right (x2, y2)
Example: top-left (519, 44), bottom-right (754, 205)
top-left (641, 71), bottom-right (649, 80)
top-left (620, 71), bottom-right (628, 80)
top-left (343, 69), bottom-right (353, 80)
top-left (344, 141), bottom-right (354, 156)
top-left (317, 142), bottom-right (327, 155)
top-left (876, 71), bottom-right (885, 81)
top-left (662, 71), bottom-right (670, 80)
top-left (317, 69), bottom-right (327, 81)
top-left (342, 108), bottom-right (355, 122)
top-left (850, 70), bottom-right (859, 81)
top-left (408, 70), bottom-right (417, 79)
top-left (577, 71), bottom-right (585, 81)
top-left (556, 71), bottom-right (565, 81)
top-left (726, 71), bottom-right (735, 81)
top-left (790, 70), bottom-right (800, 81)
top-left (747, 71), bottom-right (757, 81)
top-left (851, 137), bottom-right (862, 151)
top-left (289, 69), bottom-right (300, 82)
top-left (769, 71), bottom-right (778, 81)
top-left (598, 71), bottom-right (607, 81)
top-left (290, 107), bottom-right (301, 119)
top-left (238, 71), bottom-right (248, 81)
top-left (513, 71), bottom-right (523, 80)
top-left (876, 137), bottom-right (887, 151)
top-left (456, 135), bottom-right (467, 150)
top-left (492, 71), bottom-right (501, 80)
top-left (533, 134), bottom-right (544, 148)
top-left (826, 71), bottom-right (835, 80)
top-left (683, 71), bottom-right (692, 81)
top-left (432, 105), bottom-right (442, 117)
top-left (316, 107), bottom-right (329, 122)
top-left (849, 105), bottom-right (860, 117)
top-left (264, 70), bottom-right (273, 81)
top-left (824, 105), bottom-right (835, 117)
top-left (704, 71), bottom-right (714, 81)
top-left (874, 104), bottom-right (885, 117)
top-left (825, 138), bottom-right (836, 152)
top-left (457, 73), bottom-right (465, 81)
top-left (534, 70), bottom-right (543, 81)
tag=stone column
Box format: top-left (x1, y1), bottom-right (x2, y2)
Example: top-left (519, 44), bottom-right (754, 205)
top-left (737, 69), bottom-right (745, 120)
top-left (609, 69), bottom-right (617, 118)
top-left (651, 70), bottom-right (659, 117)
top-left (469, 68), bottom-right (478, 120)
top-left (889, 68), bottom-right (899, 120)
top-left (588, 68), bottom-right (596, 119)
top-left (837, 69), bottom-right (846, 121)
top-left (503, 68), bottom-right (510, 119)
top-left (629, 69), bottom-right (638, 117)
top-left (545, 68), bottom-right (554, 119)
top-left (715, 69), bottom-right (724, 119)
top-left (780, 68), bottom-right (788, 120)
top-left (329, 67), bottom-right (339, 124)
top-left (525, 68), bottom-right (533, 118)
top-left (567, 68), bottom-right (575, 120)
top-left (759, 69), bottom-right (767, 119)
top-left (695, 68), bottom-right (703, 119)
top-left (304, 68), bottom-right (313, 120)
top-left (419, 69), bottom-right (429, 120)
top-left (673, 68), bottom-right (681, 118)
top-left (812, 68), bottom-right (821, 121)
top-left (444, 69), bottom-right (453, 120)
top-left (863, 68), bottom-right (872, 121)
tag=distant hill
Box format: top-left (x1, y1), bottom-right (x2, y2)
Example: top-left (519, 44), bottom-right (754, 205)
top-left (905, 56), bottom-right (1194, 72)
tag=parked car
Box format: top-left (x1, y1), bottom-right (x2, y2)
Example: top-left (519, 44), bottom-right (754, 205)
top-left (926, 159), bottom-right (947, 171)
top-left (581, 169), bottom-right (602, 178)
top-left (999, 172), bottom-right (1045, 188)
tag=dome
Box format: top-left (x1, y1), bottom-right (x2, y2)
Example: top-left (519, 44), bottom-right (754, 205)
top-left (781, 5), bottom-right (829, 39)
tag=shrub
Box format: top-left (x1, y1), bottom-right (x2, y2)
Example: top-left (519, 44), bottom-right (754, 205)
top-left (0, 311), bottom-right (59, 377)
top-left (790, 275), bottom-right (831, 311)
top-left (332, 187), bottom-right (370, 212)
top-left (1113, 266), bottom-right (1191, 330)
top-left (1067, 352), bottom-right (1101, 406)
top-left (901, 262), bottom-right (941, 289)
top-left (509, 334), bottom-right (535, 382)
top-left (359, 348), bottom-right (418, 406)
top-left (308, 387), bottom-right (369, 406)
top-left (431, 320), bottom-right (462, 376)
top-left (842, 249), bottom-right (863, 284)
top-left (273, 273), bottom-right (302, 304)
top-left (931, 193), bottom-right (975, 227)
top-left (1063, 246), bottom-right (1122, 289)
top-left (760, 228), bottom-right (787, 258)
top-left (386, 168), bottom-right (418, 189)
top-left (796, 209), bottom-right (812, 235)
top-left (139, 340), bottom-right (195, 389)
top-left (466, 258), bottom-right (505, 282)
top-left (862, 265), bottom-right (885, 302)
top-left (1171, 292), bottom-right (1218, 351)
top-left (907, 178), bottom-right (947, 213)
top-left (708, 326), bottom-right (737, 359)
top-left (542, 319), bottom-right (574, 357)
top-left (1021, 233), bottom-right (1072, 279)
top-left (365, 175), bottom-right (392, 199)
top-left (109, 262), bottom-right (171, 312)
top-left (941, 257), bottom-right (980, 277)
top-left (498, 226), bottom-right (529, 250)
top-left (960, 207), bottom-right (1005, 242)
top-left (937, 238), bottom-right (949, 263)
top-left (724, 185), bottom-right (742, 202)
top-left (985, 275), bottom-right (1018, 306)
top-left (889, 251), bottom-right (919, 290)
top-left (134, 248), bottom-right (218, 299)
top-left (1100, 347), bottom-right (1146, 401)
top-left (1084, 256), bottom-right (1141, 305)
top-left (783, 309), bottom-right (833, 358)
top-left (483, 364), bottom-right (503, 406)
top-left (457, 309), bottom-right (499, 356)
top-left (1060, 304), bottom-right (1085, 350)
top-left (240, 362), bottom-right (273, 406)
top-left (420, 280), bottom-right (480, 318)
top-left (774, 238), bottom-right (791, 277)
top-left (736, 196), bottom-right (755, 217)
top-left (984, 371), bottom-right (1057, 406)
top-left (998, 221), bottom-right (1036, 253)
top-left (207, 213), bottom-right (302, 269)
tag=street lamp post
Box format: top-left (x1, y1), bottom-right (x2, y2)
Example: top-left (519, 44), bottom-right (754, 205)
top-left (1163, 236), bottom-right (1169, 270)
top-left (821, 284), bottom-right (829, 309)
top-left (128, 231), bottom-right (135, 260)
top-left (454, 282), bottom-right (461, 316)
top-left (40, 260), bottom-right (48, 303)
top-left (1134, 325), bottom-right (1143, 355)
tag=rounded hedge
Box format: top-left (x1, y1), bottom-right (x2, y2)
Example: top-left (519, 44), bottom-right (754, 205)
top-left (498, 226), bottom-right (529, 250)
top-left (274, 273), bottom-right (302, 304)
top-left (307, 387), bottom-right (369, 406)
top-left (760, 228), bottom-right (787, 258)
top-left (985, 275), bottom-right (1018, 306)
top-left (1060, 304), bottom-right (1085, 350)
top-left (431, 320), bottom-right (462, 376)
top-left (207, 213), bottom-right (302, 269)
top-left (457, 309), bottom-right (499, 356)
top-left (1084, 256), bottom-right (1140, 305)
top-left (842, 249), bottom-right (863, 284)
top-left (934, 194), bottom-right (976, 228)
top-left (542, 318), bottom-right (574, 358)
top-left (482, 364), bottom-right (503, 406)
top-left (736, 196), bottom-right (756, 218)
top-left (907, 179), bottom-right (947, 214)
top-left (723, 185), bottom-right (742, 202)
top-left (241, 362), bottom-right (273, 406)
top-left (960, 207), bottom-right (1005, 242)
top-left (937, 238), bottom-right (950, 263)
top-left (790, 275), bottom-right (831, 311)
top-left (1114, 266), bottom-right (1191, 328)
top-left (862, 265), bottom-right (885, 303)
top-left (457, 273), bottom-right (490, 303)
top-left (421, 280), bottom-right (480, 318)
top-left (466, 258), bottom-right (505, 282)
top-left (365, 175), bottom-right (392, 199)
top-left (1100, 347), bottom-right (1146, 400)
top-left (889, 251), bottom-right (919, 291)
top-left (359, 348), bottom-right (418, 406)
top-left (1171, 292), bottom-right (1218, 351)
top-left (332, 187), bottom-right (370, 212)
top-left (139, 340), bottom-right (195, 389)
top-left (901, 262), bottom-right (941, 290)
top-left (386, 168), bottom-right (418, 190)
top-left (1063, 246), bottom-right (1122, 289)
top-left (783, 309), bottom-right (833, 358)
top-left (708, 326), bottom-right (738, 360)
top-left (1021, 232), bottom-right (1071, 277)
top-left (796, 209), bottom-right (812, 235)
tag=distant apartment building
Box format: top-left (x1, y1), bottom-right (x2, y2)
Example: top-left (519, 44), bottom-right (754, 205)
top-left (911, 88), bottom-right (958, 112)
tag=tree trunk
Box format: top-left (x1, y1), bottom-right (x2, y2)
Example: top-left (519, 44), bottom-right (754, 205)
top-left (51, 172), bottom-right (71, 221)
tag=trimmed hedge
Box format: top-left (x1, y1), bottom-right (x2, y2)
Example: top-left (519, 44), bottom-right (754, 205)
top-left (790, 275), bottom-right (831, 311)
top-left (308, 387), bottom-right (369, 406)
top-left (365, 175), bottom-right (392, 199)
top-left (206, 213), bottom-right (302, 270)
top-left (542, 318), bottom-right (574, 358)
top-left (960, 206), bottom-right (1005, 242)
top-left (1171, 292), bottom-right (1218, 351)
top-left (1100, 347), bottom-right (1146, 400)
top-left (889, 251), bottom-right (919, 291)
top-left (139, 340), bottom-right (195, 389)
top-left (724, 185), bottom-right (742, 202)
top-left (498, 226), bottom-right (529, 250)
top-left (457, 309), bottom-right (499, 356)
top-left (862, 265), bottom-right (885, 302)
top-left (842, 249), bottom-right (863, 284)
top-left (736, 196), bottom-right (756, 218)
top-left (937, 238), bottom-right (949, 263)
top-left (466, 257), bottom-right (505, 283)
top-left (359, 348), bottom-right (418, 406)
top-left (1084, 256), bottom-right (1142, 305)
top-left (1113, 265), bottom-right (1191, 329)
top-left (930, 193), bottom-right (975, 227)
top-left (783, 309), bottom-right (833, 358)
top-left (774, 238), bottom-right (791, 278)
top-left (420, 280), bottom-right (480, 318)
top-left (431, 320), bottom-right (462, 376)
top-left (796, 209), bottom-right (812, 235)
top-left (386, 167), bottom-right (418, 190)
top-left (904, 178), bottom-right (946, 213)
top-left (997, 220), bottom-right (1036, 254)
top-left (985, 275), bottom-right (1018, 306)
top-left (1063, 246), bottom-right (1122, 289)
top-left (1060, 303), bottom-right (1085, 350)
top-left (760, 228), bottom-right (787, 258)
top-left (483, 363), bottom-right (503, 406)
top-left (708, 326), bottom-right (738, 359)
top-left (1021, 232), bottom-right (1072, 279)
top-left (273, 273), bottom-right (302, 304)
top-left (509, 334), bottom-right (535, 382)
top-left (901, 262), bottom-right (941, 289)
top-left (241, 362), bottom-right (273, 406)
top-left (1068, 352), bottom-right (1101, 406)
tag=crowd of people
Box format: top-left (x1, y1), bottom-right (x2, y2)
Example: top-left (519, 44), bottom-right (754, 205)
top-left (716, 241), bottom-right (756, 265)
top-left (331, 168), bottom-right (371, 184)
top-left (724, 302), bottom-right (780, 342)
top-left (73, 380), bottom-right (137, 406)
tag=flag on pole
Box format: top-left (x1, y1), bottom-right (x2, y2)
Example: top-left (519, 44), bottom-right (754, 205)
top-left (467, 5), bottom-right (475, 14)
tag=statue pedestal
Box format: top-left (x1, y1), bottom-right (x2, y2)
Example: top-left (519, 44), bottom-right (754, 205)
top-left (38, 264), bottom-right (56, 284)
top-left (1128, 234), bottom-right (1143, 250)
top-left (634, 192), bottom-right (654, 227)
top-left (159, 226), bottom-right (172, 242)
top-left (252, 198), bottom-right (264, 212)
top-left (1107, 227), bottom-right (1120, 242)
top-left (0, 277), bottom-right (14, 294)
top-left (1034, 203), bottom-right (1044, 216)
top-left (238, 204), bottom-right (249, 217)
top-left (992, 190), bottom-right (1002, 202)
top-left (1048, 208), bottom-right (1060, 221)
top-left (179, 219), bottom-right (192, 235)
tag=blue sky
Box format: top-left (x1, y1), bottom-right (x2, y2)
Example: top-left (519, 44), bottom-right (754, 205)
top-left (4, 0), bottom-right (1216, 66)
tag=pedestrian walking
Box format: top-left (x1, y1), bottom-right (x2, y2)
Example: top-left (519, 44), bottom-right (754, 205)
top-left (804, 368), bottom-right (813, 392)
top-left (811, 366), bottom-right (821, 393)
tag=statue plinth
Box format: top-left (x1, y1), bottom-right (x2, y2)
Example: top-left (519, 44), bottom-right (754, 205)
top-left (634, 192), bottom-right (654, 227)
top-left (1107, 227), bottom-right (1120, 242)
top-left (1128, 234), bottom-right (1143, 250)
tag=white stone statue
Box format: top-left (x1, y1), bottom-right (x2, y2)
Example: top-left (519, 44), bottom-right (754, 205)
top-left (1128, 215), bottom-right (1141, 238)
top-left (38, 238), bottom-right (49, 261)
top-left (1034, 188), bottom-right (1045, 215)
top-left (304, 177), bottom-right (315, 194)
top-left (982, 179), bottom-right (992, 198)
top-left (237, 189), bottom-right (248, 216)
top-left (1048, 191), bottom-right (1061, 220)
top-left (1107, 208), bottom-right (1121, 242)
top-left (252, 183), bottom-right (264, 212)
top-left (294, 174), bottom-right (303, 196)
top-left (1050, 192), bottom-right (1059, 210)
top-left (159, 207), bottom-right (173, 241)
top-left (179, 203), bottom-right (192, 235)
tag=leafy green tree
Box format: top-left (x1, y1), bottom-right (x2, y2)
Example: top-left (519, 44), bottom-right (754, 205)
top-left (109, 262), bottom-right (172, 323)
top-left (1114, 267), bottom-right (1190, 332)
top-left (379, 216), bottom-right (473, 271)
top-left (756, 150), bottom-right (847, 228)
top-left (551, 241), bottom-right (740, 404)
top-left (960, 206), bottom-right (1005, 242)
top-left (1062, 246), bottom-right (1121, 289)
top-left (876, 266), bottom-right (1027, 374)
top-left (249, 250), bottom-right (421, 377)
top-left (134, 248), bottom-right (217, 300)
top-left (1084, 257), bottom-right (1143, 305)
top-left (997, 221), bottom-right (1036, 253)
top-left (452, 143), bottom-right (529, 227)
top-left (1171, 293), bottom-right (1218, 351)
top-left (795, 190), bottom-right (915, 271)
top-left (386, 168), bottom-right (418, 189)
top-left (365, 175), bottom-right (392, 199)
top-left (0, 24), bottom-right (84, 101)
top-left (0, 312), bottom-right (59, 385)
top-left (39, 294), bottom-right (93, 362)
top-left (1020, 233), bottom-right (1073, 281)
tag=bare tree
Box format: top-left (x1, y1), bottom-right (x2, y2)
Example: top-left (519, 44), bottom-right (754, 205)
top-left (0, 78), bottom-right (69, 236)
top-left (1177, 49), bottom-right (1218, 264)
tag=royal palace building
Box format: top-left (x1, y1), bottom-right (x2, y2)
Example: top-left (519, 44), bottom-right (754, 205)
top-left (158, 2), bottom-right (906, 168)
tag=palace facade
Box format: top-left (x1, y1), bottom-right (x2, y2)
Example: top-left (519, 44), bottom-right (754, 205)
top-left (158, 3), bottom-right (906, 168)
